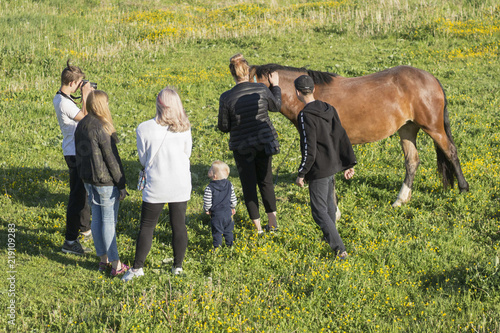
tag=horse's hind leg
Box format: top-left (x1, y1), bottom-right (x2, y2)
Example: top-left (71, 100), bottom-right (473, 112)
top-left (425, 129), bottom-right (469, 192)
top-left (393, 122), bottom-right (420, 207)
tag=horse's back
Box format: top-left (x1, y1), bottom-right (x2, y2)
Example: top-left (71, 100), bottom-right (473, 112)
top-left (318, 66), bottom-right (444, 144)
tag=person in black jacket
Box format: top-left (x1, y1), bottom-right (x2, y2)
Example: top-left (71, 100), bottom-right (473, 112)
top-left (218, 53), bottom-right (281, 234)
top-left (75, 90), bottom-right (129, 276)
top-left (294, 75), bottom-right (356, 260)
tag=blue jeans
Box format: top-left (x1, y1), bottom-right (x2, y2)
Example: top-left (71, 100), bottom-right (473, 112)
top-left (84, 184), bottom-right (120, 262)
top-left (308, 176), bottom-right (345, 254)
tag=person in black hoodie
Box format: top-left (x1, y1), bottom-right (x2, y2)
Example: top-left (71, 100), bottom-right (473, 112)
top-left (294, 75), bottom-right (357, 260)
top-left (218, 53), bottom-right (281, 234)
top-left (203, 161), bottom-right (238, 249)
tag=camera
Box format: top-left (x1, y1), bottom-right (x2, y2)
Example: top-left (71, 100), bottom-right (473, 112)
top-left (82, 80), bottom-right (97, 89)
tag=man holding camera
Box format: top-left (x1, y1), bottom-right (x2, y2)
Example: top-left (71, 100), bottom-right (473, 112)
top-left (53, 60), bottom-right (94, 255)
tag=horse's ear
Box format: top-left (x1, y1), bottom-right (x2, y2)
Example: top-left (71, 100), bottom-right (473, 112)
top-left (249, 66), bottom-right (257, 79)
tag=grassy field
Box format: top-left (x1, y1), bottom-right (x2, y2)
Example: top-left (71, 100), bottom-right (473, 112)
top-left (1, 0), bottom-right (499, 332)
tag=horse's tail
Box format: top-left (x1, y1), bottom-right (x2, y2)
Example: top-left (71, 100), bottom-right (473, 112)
top-left (435, 79), bottom-right (455, 190)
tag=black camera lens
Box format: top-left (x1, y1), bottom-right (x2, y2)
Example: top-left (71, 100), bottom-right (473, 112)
top-left (82, 80), bottom-right (97, 89)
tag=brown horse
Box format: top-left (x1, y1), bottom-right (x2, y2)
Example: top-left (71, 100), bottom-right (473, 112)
top-left (250, 64), bottom-right (469, 206)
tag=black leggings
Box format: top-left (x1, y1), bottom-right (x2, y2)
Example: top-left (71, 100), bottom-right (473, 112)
top-left (133, 201), bottom-right (188, 269)
top-left (233, 149), bottom-right (277, 220)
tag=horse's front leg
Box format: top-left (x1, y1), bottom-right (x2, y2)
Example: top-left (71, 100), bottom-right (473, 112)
top-left (394, 123), bottom-right (420, 207)
top-left (332, 182), bottom-right (342, 221)
top-left (333, 186), bottom-right (341, 221)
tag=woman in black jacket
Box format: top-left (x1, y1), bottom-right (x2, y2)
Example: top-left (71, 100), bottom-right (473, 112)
top-left (218, 53), bottom-right (281, 234)
top-left (75, 90), bottom-right (129, 276)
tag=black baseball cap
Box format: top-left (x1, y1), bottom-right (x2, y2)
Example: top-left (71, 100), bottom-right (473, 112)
top-left (294, 75), bottom-right (314, 91)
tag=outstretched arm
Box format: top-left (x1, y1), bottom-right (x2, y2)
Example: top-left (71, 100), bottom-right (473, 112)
top-left (266, 72), bottom-right (282, 112)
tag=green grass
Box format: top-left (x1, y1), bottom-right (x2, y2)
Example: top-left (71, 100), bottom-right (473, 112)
top-left (1, 0), bottom-right (499, 332)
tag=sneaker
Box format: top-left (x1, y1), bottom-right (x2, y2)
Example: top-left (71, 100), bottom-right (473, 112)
top-left (171, 267), bottom-right (183, 275)
top-left (62, 240), bottom-right (92, 255)
top-left (79, 230), bottom-right (93, 243)
top-left (338, 251), bottom-right (348, 261)
top-left (111, 263), bottom-right (129, 277)
top-left (122, 268), bottom-right (144, 282)
top-left (98, 262), bottom-right (111, 273)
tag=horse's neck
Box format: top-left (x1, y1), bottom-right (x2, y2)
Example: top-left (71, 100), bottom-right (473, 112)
top-left (277, 70), bottom-right (307, 123)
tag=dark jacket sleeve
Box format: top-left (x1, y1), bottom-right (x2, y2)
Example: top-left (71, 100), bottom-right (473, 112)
top-left (332, 108), bottom-right (357, 171)
top-left (267, 85), bottom-right (282, 113)
top-left (99, 131), bottom-right (126, 190)
top-left (297, 111), bottom-right (317, 178)
top-left (338, 131), bottom-right (357, 171)
top-left (218, 93), bottom-right (231, 133)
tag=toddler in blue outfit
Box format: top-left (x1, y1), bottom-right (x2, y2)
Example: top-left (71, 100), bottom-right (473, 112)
top-left (203, 161), bottom-right (237, 249)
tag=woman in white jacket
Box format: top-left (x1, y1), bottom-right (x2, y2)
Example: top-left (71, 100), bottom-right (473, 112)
top-left (122, 87), bottom-right (192, 281)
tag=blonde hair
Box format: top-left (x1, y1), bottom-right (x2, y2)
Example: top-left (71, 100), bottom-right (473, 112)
top-left (229, 53), bottom-right (249, 82)
top-left (208, 160), bottom-right (230, 180)
top-left (86, 90), bottom-right (117, 138)
top-left (155, 87), bottom-right (190, 133)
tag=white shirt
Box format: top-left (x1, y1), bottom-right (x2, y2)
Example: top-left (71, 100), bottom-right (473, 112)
top-left (53, 92), bottom-right (81, 156)
top-left (136, 119), bottom-right (192, 203)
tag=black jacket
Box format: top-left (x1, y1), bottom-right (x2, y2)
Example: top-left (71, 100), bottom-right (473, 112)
top-left (297, 100), bottom-right (357, 180)
top-left (75, 115), bottom-right (126, 189)
top-left (218, 82), bottom-right (281, 155)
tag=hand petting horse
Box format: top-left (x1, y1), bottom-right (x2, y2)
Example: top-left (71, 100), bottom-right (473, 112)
top-left (250, 64), bottom-right (469, 207)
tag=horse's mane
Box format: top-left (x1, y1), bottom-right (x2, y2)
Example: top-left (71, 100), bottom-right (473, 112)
top-left (251, 63), bottom-right (338, 85)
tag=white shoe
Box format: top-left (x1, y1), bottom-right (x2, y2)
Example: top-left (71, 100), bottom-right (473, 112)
top-left (171, 267), bottom-right (183, 275)
top-left (121, 268), bottom-right (144, 282)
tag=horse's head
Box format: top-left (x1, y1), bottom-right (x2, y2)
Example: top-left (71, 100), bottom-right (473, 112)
top-left (250, 64), bottom-right (312, 126)
top-left (250, 64), bottom-right (338, 126)
top-left (249, 64), bottom-right (274, 87)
